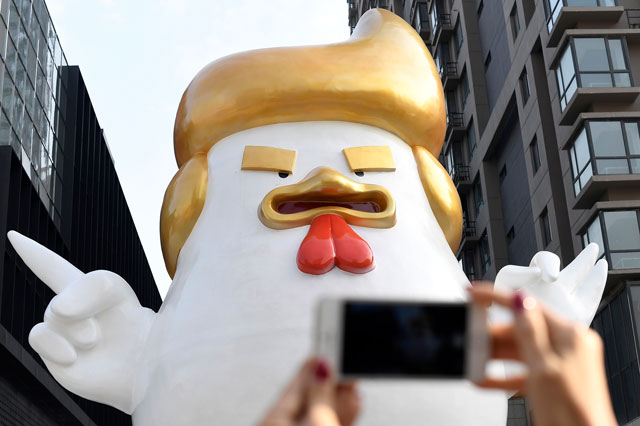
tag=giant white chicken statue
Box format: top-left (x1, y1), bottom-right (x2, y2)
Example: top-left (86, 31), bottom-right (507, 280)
top-left (8, 9), bottom-right (607, 426)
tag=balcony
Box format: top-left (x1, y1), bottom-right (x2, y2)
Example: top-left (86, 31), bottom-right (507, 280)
top-left (559, 87), bottom-right (640, 126)
top-left (627, 9), bottom-right (640, 29)
top-left (463, 220), bottom-right (476, 238)
top-left (441, 61), bottom-right (460, 90)
top-left (546, 5), bottom-right (624, 47)
top-left (551, 35), bottom-right (640, 125)
top-left (445, 112), bottom-right (465, 142)
top-left (452, 164), bottom-right (471, 188)
top-left (432, 14), bottom-right (454, 47)
top-left (459, 219), bottom-right (480, 250)
top-left (579, 209), bottom-right (640, 292)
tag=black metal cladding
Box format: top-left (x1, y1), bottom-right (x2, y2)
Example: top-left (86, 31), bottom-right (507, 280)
top-left (0, 66), bottom-right (162, 425)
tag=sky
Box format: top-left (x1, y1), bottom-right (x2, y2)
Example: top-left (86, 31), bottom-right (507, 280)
top-left (46, 0), bottom-right (351, 298)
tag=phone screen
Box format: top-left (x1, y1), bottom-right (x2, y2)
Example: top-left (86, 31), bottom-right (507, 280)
top-left (341, 302), bottom-right (467, 377)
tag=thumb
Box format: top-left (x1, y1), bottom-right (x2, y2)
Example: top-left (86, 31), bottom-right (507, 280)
top-left (306, 360), bottom-right (341, 426)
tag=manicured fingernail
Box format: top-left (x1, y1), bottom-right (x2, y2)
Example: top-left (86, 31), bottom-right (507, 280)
top-left (513, 292), bottom-right (536, 314)
top-left (512, 292), bottom-right (525, 313)
top-left (314, 360), bottom-right (330, 382)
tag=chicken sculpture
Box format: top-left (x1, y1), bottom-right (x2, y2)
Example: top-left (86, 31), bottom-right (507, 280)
top-left (7, 9), bottom-right (607, 426)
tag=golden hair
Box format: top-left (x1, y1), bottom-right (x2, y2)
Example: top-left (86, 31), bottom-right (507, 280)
top-left (160, 9), bottom-right (462, 278)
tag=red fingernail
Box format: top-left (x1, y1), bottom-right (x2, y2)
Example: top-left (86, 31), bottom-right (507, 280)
top-left (513, 292), bottom-right (525, 313)
top-left (314, 360), bottom-right (330, 382)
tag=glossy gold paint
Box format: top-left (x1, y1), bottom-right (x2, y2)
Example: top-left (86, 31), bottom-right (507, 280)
top-left (259, 167), bottom-right (396, 230)
top-left (160, 8), bottom-right (463, 277)
top-left (173, 8), bottom-right (446, 168)
top-left (160, 153), bottom-right (208, 278)
top-left (413, 146), bottom-right (462, 253)
top-left (241, 146), bottom-right (297, 174)
top-left (343, 146), bottom-right (396, 172)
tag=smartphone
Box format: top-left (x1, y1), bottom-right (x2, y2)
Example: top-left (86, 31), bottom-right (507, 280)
top-left (315, 298), bottom-right (488, 382)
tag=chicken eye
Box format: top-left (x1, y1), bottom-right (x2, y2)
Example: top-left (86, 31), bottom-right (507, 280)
top-left (278, 172), bottom-right (290, 178)
top-left (355, 171), bottom-right (364, 177)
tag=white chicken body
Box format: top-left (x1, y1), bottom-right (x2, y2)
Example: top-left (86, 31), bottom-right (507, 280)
top-left (133, 121), bottom-right (507, 425)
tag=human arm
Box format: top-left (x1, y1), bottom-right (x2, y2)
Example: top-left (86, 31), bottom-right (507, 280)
top-left (471, 285), bottom-right (617, 426)
top-left (260, 359), bottom-right (359, 426)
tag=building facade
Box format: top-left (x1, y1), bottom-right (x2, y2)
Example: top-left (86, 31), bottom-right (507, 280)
top-left (0, 0), bottom-right (162, 425)
top-left (349, 0), bottom-right (640, 424)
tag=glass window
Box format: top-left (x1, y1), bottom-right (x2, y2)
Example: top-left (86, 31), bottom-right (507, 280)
top-left (479, 232), bottom-right (491, 275)
top-left (416, 2), bottom-right (429, 33)
top-left (608, 39), bottom-right (627, 70)
top-left (544, 0), bottom-right (562, 33)
top-left (583, 215), bottom-right (605, 258)
top-left (474, 176), bottom-right (484, 215)
top-left (531, 136), bottom-right (541, 173)
top-left (556, 45), bottom-right (577, 111)
top-left (510, 5), bottom-right (520, 39)
top-left (540, 208), bottom-right (552, 247)
top-left (555, 37), bottom-right (631, 111)
top-left (575, 38), bottom-right (609, 71)
top-left (546, 0), bottom-right (617, 33)
top-left (569, 121), bottom-right (640, 195)
top-left (461, 69), bottom-right (470, 106)
top-left (520, 68), bottom-right (530, 104)
top-left (459, 249), bottom-right (476, 280)
top-left (0, 110), bottom-right (10, 146)
top-left (468, 122), bottom-right (476, 157)
top-left (429, 4), bottom-right (438, 35)
top-left (604, 211), bottom-right (640, 269)
top-left (569, 127), bottom-right (593, 195)
top-left (455, 22), bottom-right (463, 55)
top-left (591, 121), bottom-right (625, 157)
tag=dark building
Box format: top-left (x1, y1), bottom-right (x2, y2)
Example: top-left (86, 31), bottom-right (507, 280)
top-left (0, 0), bottom-right (161, 425)
top-left (349, 0), bottom-right (640, 425)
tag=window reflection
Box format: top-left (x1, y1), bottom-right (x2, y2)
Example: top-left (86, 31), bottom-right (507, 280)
top-left (0, 0), bottom-right (69, 222)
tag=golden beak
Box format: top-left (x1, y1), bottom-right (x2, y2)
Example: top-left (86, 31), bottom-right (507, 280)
top-left (259, 167), bottom-right (396, 230)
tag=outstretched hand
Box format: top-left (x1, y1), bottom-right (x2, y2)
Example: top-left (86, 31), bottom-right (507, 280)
top-left (7, 231), bottom-right (156, 413)
top-left (471, 284), bottom-right (617, 426)
top-left (260, 359), bottom-right (359, 426)
top-left (494, 243), bottom-right (607, 326)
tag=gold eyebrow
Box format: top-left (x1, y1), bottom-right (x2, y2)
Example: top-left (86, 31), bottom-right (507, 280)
top-left (342, 146), bottom-right (396, 172)
top-left (241, 146), bottom-right (297, 174)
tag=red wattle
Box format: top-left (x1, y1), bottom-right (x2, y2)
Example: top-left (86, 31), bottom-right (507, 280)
top-left (296, 215), bottom-right (336, 275)
top-left (296, 214), bottom-right (374, 275)
top-left (330, 215), bottom-right (375, 274)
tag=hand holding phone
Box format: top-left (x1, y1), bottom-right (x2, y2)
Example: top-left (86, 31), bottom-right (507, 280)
top-left (315, 298), bottom-right (488, 382)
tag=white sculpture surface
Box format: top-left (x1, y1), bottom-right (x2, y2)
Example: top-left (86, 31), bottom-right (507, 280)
top-left (8, 121), bottom-right (607, 426)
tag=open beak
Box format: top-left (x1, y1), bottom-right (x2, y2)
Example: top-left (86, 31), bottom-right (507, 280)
top-left (259, 167), bottom-right (396, 230)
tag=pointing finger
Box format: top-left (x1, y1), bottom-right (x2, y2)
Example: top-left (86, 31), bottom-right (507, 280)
top-left (7, 231), bottom-right (83, 294)
top-left (573, 259), bottom-right (608, 325)
top-left (29, 322), bottom-right (77, 366)
top-left (558, 243), bottom-right (599, 294)
top-left (51, 271), bottom-right (127, 320)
